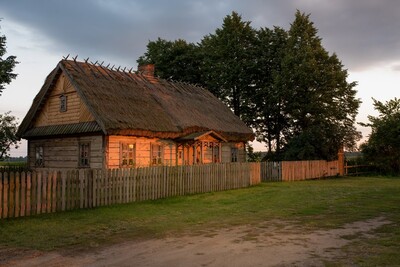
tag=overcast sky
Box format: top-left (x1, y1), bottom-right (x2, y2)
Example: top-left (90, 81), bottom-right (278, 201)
top-left (1, 0), bottom-right (399, 155)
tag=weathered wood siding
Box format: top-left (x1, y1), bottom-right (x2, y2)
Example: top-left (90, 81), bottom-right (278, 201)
top-left (222, 142), bottom-right (246, 163)
top-left (34, 73), bottom-right (95, 127)
top-left (28, 136), bottom-right (103, 169)
top-left (107, 136), bottom-right (176, 168)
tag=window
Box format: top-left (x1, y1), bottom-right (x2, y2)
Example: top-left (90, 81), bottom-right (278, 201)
top-left (35, 146), bottom-right (44, 167)
top-left (213, 144), bottom-right (220, 163)
top-left (79, 143), bottom-right (90, 167)
top-left (121, 143), bottom-right (136, 167)
top-left (231, 147), bottom-right (238, 162)
top-left (151, 144), bottom-right (163, 165)
top-left (196, 145), bottom-right (202, 164)
top-left (60, 94), bottom-right (67, 112)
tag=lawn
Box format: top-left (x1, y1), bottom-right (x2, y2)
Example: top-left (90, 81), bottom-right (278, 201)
top-left (1, 176), bottom-right (400, 265)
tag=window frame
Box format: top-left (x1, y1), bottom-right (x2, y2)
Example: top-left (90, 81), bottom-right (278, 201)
top-left (151, 143), bottom-right (163, 166)
top-left (120, 142), bottom-right (136, 168)
top-left (79, 142), bottom-right (90, 168)
top-left (60, 94), bottom-right (67, 112)
top-left (231, 147), bottom-right (238, 162)
top-left (35, 145), bottom-right (44, 167)
top-left (213, 143), bottom-right (220, 163)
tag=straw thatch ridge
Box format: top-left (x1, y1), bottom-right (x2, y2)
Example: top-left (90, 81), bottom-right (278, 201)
top-left (18, 59), bottom-right (254, 142)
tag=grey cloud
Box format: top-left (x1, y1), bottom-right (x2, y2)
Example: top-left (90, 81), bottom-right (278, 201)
top-left (295, 0), bottom-right (400, 70)
top-left (1, 0), bottom-right (399, 70)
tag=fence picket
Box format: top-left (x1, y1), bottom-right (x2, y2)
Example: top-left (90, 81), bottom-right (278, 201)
top-left (20, 172), bottom-right (26, 217)
top-left (36, 172), bottom-right (42, 214)
top-left (15, 172), bottom-right (20, 217)
top-left (9, 172), bottom-right (15, 218)
top-left (0, 173), bottom-right (3, 218)
top-left (46, 172), bottom-right (52, 213)
top-left (79, 170), bottom-right (84, 209)
top-left (2, 173), bottom-right (8, 218)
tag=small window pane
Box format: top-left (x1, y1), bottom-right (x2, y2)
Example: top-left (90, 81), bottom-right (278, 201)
top-left (213, 144), bottom-right (220, 163)
top-left (121, 143), bottom-right (136, 167)
top-left (151, 144), bottom-right (163, 165)
top-left (79, 143), bottom-right (90, 167)
top-left (35, 146), bottom-right (44, 167)
top-left (231, 147), bottom-right (238, 162)
top-left (60, 94), bottom-right (67, 112)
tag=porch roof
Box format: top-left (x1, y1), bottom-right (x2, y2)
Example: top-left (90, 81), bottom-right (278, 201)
top-left (178, 130), bottom-right (227, 142)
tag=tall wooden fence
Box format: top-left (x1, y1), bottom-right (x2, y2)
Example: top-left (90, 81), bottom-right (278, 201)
top-left (261, 160), bottom-right (339, 181)
top-left (260, 162), bottom-right (281, 182)
top-left (281, 160), bottom-right (339, 181)
top-left (0, 163), bottom-right (261, 219)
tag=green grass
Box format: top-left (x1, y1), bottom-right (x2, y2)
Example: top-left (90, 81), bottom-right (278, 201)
top-left (1, 176), bottom-right (400, 265)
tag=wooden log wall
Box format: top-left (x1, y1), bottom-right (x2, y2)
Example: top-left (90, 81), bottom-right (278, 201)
top-left (28, 136), bottom-right (103, 169)
top-left (0, 162), bottom-right (261, 219)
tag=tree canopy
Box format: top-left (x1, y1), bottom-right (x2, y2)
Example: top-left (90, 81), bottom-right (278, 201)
top-left (0, 21), bottom-right (19, 160)
top-left (0, 112), bottom-right (19, 160)
top-left (277, 11), bottom-right (361, 160)
top-left (137, 11), bottom-right (361, 161)
top-left (0, 22), bottom-right (18, 96)
top-left (137, 38), bottom-right (202, 85)
top-left (200, 12), bottom-right (257, 122)
top-left (361, 98), bottom-right (400, 174)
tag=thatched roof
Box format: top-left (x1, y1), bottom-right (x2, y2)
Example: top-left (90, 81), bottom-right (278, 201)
top-left (18, 59), bottom-right (254, 142)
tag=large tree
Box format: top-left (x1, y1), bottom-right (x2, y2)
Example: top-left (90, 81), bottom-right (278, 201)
top-left (252, 26), bottom-right (288, 157)
top-left (279, 11), bottom-right (360, 160)
top-left (137, 11), bottom-right (361, 160)
top-left (361, 98), bottom-right (400, 174)
top-left (200, 11), bottom-right (257, 123)
top-left (0, 21), bottom-right (19, 160)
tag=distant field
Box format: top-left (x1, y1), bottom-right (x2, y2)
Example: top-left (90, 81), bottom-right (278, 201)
top-left (0, 162), bottom-right (26, 166)
top-left (0, 176), bottom-right (399, 265)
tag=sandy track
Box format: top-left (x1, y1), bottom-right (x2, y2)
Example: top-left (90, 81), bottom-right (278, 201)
top-left (1, 216), bottom-right (390, 267)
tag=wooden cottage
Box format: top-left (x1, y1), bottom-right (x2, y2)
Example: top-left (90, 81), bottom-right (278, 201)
top-left (17, 59), bottom-right (254, 169)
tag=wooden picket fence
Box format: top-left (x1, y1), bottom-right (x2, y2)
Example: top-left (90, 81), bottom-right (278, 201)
top-left (0, 160), bottom-right (342, 219)
top-left (0, 163), bottom-right (261, 219)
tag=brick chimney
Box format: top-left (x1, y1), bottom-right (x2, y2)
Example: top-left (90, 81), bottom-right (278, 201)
top-left (138, 64), bottom-right (155, 77)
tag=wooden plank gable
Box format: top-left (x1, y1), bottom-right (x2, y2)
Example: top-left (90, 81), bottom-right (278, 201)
top-left (34, 73), bottom-right (95, 127)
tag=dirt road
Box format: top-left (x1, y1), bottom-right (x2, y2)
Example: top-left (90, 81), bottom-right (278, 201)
top-left (1, 217), bottom-right (390, 267)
